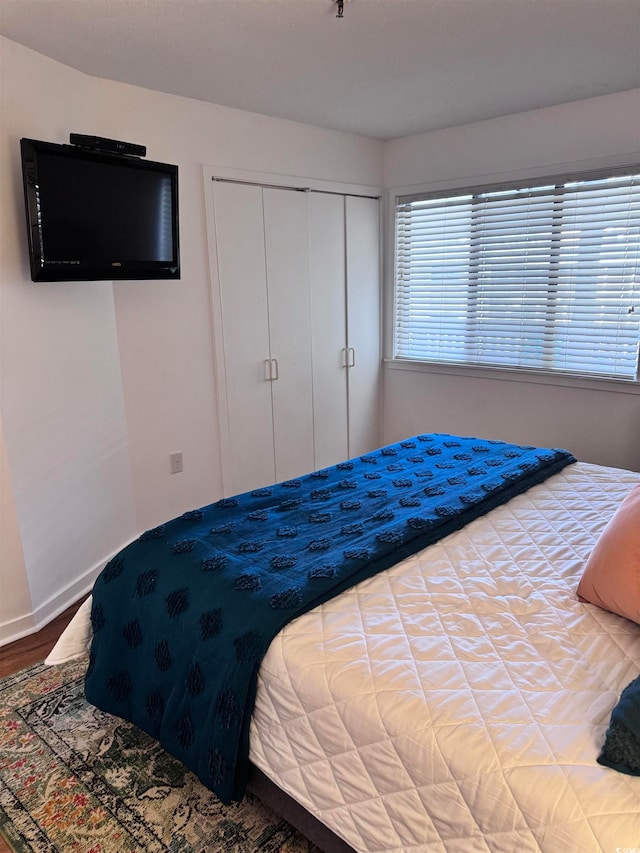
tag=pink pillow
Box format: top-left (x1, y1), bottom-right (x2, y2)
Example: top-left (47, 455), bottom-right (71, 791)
top-left (577, 484), bottom-right (640, 625)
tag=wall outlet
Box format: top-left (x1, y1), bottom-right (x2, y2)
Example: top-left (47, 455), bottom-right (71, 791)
top-left (170, 452), bottom-right (183, 474)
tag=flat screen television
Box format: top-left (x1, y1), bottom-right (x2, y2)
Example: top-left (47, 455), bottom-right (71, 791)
top-left (20, 137), bottom-right (180, 281)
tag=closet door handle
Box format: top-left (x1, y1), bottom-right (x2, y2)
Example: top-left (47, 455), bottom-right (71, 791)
top-left (341, 347), bottom-right (349, 368)
top-left (264, 359), bottom-right (279, 381)
top-left (348, 347), bottom-right (356, 368)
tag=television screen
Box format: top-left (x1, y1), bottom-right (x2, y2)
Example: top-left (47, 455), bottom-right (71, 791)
top-left (20, 138), bottom-right (180, 281)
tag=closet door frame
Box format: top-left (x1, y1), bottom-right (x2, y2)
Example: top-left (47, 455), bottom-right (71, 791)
top-left (204, 166), bottom-right (382, 496)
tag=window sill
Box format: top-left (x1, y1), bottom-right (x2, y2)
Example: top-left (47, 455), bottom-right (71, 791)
top-left (384, 358), bottom-right (640, 396)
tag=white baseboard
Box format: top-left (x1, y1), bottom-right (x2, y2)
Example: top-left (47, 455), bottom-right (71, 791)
top-left (0, 611), bottom-right (37, 647)
top-left (0, 536), bottom-right (138, 648)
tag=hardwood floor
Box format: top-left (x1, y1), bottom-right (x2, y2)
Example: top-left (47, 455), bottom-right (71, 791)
top-left (1, 599), bottom-right (88, 852)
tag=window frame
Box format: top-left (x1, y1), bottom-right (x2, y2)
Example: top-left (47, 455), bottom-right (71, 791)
top-left (387, 163), bottom-right (640, 391)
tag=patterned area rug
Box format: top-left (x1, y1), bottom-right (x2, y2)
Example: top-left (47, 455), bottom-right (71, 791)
top-left (0, 659), bottom-right (319, 852)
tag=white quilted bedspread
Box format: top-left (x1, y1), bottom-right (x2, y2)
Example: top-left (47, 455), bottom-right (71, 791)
top-left (249, 462), bottom-right (640, 852)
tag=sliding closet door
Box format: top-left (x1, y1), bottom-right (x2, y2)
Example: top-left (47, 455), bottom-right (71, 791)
top-left (263, 188), bottom-right (315, 481)
top-left (346, 195), bottom-right (380, 457)
top-left (308, 193), bottom-right (349, 469)
top-left (212, 181), bottom-right (275, 493)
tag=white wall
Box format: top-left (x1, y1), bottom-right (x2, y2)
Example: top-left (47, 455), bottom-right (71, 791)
top-left (382, 90), bottom-right (640, 472)
top-left (0, 418), bottom-right (31, 635)
top-left (1, 39), bottom-right (138, 643)
top-left (0, 36), bottom-right (383, 644)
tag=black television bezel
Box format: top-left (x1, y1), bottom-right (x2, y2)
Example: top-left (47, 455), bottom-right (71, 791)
top-left (20, 137), bottom-right (180, 282)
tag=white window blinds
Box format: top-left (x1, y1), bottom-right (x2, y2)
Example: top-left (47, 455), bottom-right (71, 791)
top-left (394, 170), bottom-right (640, 381)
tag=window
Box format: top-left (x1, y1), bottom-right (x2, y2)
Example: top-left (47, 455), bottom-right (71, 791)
top-left (394, 168), bottom-right (640, 381)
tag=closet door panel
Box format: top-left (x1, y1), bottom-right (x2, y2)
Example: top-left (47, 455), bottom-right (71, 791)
top-left (263, 188), bottom-right (315, 481)
top-left (346, 195), bottom-right (381, 457)
top-left (212, 182), bottom-right (275, 493)
top-left (308, 193), bottom-right (349, 469)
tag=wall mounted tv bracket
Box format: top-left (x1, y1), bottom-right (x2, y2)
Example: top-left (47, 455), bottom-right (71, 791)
top-left (69, 133), bottom-right (147, 158)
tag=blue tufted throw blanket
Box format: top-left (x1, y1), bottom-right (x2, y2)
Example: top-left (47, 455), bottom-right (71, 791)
top-left (598, 673), bottom-right (640, 776)
top-left (85, 433), bottom-right (575, 803)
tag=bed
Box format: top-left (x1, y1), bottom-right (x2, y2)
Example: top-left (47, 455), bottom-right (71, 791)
top-left (48, 434), bottom-right (640, 852)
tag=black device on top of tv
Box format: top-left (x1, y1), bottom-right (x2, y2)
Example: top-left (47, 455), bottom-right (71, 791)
top-left (69, 133), bottom-right (147, 158)
top-left (20, 137), bottom-right (180, 282)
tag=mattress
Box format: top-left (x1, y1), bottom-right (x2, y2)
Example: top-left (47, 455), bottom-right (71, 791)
top-left (249, 461), bottom-right (640, 852)
top-left (48, 460), bottom-right (640, 851)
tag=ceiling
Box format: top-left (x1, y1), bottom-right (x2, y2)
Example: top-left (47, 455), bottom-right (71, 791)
top-left (1, 0), bottom-right (639, 140)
